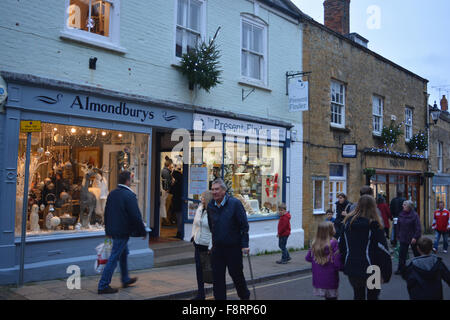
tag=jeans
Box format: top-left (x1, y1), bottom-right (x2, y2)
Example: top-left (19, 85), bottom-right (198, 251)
top-left (98, 237), bottom-right (131, 290)
top-left (211, 245), bottom-right (250, 300)
top-left (434, 231), bottom-right (449, 251)
top-left (397, 242), bottom-right (420, 272)
top-left (348, 276), bottom-right (380, 300)
top-left (194, 242), bottom-right (209, 299)
top-left (279, 236), bottom-right (290, 261)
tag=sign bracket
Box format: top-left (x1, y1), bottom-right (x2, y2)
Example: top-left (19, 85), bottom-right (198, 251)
top-left (286, 71), bottom-right (311, 95)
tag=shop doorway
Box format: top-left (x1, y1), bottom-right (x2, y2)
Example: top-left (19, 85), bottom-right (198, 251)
top-left (150, 131), bottom-right (185, 243)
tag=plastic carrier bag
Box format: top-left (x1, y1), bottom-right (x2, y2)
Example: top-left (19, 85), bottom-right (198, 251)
top-left (94, 238), bottom-right (112, 273)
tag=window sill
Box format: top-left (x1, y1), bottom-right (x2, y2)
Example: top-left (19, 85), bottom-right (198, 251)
top-left (60, 31), bottom-right (127, 54)
top-left (238, 79), bottom-right (271, 92)
top-left (372, 132), bottom-right (382, 138)
top-left (313, 211), bottom-right (326, 216)
top-left (330, 124), bottom-right (350, 133)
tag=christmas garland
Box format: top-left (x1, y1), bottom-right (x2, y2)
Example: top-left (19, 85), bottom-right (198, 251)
top-left (179, 27), bottom-right (222, 92)
top-left (363, 147), bottom-right (426, 160)
top-left (380, 120), bottom-right (403, 147)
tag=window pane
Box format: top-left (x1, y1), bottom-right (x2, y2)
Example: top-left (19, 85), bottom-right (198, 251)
top-left (189, 0), bottom-right (202, 32)
top-left (330, 164), bottom-right (344, 177)
top-left (177, 0), bottom-right (188, 26)
top-left (90, 1), bottom-right (111, 37)
top-left (15, 123), bottom-right (149, 237)
top-left (248, 53), bottom-right (261, 80)
top-left (241, 52), bottom-right (248, 77)
top-left (175, 27), bottom-right (183, 57)
top-left (186, 30), bottom-right (199, 53)
top-left (314, 181), bottom-right (323, 210)
top-left (251, 26), bottom-right (263, 53)
top-left (242, 22), bottom-right (251, 50)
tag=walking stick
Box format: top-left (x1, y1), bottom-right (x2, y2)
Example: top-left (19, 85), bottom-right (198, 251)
top-left (246, 253), bottom-right (257, 300)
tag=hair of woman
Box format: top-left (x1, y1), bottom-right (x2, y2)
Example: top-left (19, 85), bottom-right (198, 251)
top-left (344, 195), bottom-right (383, 229)
top-left (311, 221), bottom-right (336, 265)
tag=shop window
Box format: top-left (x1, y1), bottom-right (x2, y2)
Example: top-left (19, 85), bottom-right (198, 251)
top-left (175, 0), bottom-right (205, 58)
top-left (330, 80), bottom-right (345, 128)
top-left (15, 123), bottom-right (149, 237)
top-left (241, 15), bottom-right (267, 84)
top-left (372, 95), bottom-right (383, 135)
top-left (313, 178), bottom-right (325, 214)
top-left (434, 186), bottom-right (448, 209)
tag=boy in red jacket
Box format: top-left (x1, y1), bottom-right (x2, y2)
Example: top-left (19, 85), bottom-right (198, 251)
top-left (432, 201), bottom-right (450, 253)
top-left (277, 203), bottom-right (291, 264)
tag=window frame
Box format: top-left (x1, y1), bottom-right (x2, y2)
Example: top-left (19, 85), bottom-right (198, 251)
top-left (61, 0), bottom-right (126, 53)
top-left (330, 80), bottom-right (346, 128)
top-left (173, 0), bottom-right (207, 63)
top-left (372, 95), bottom-right (384, 136)
top-left (312, 177), bottom-right (326, 215)
top-left (240, 14), bottom-right (268, 87)
top-left (437, 141), bottom-right (443, 173)
top-left (405, 107), bottom-right (413, 142)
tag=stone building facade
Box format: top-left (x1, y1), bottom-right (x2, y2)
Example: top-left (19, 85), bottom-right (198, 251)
top-left (298, 1), bottom-right (429, 243)
top-left (429, 97), bottom-right (450, 225)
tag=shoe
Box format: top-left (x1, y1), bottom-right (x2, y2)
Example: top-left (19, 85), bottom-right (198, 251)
top-left (191, 295), bottom-right (205, 300)
top-left (394, 270), bottom-right (402, 275)
top-left (432, 248), bottom-right (438, 254)
top-left (276, 260), bottom-right (288, 264)
top-left (444, 250), bottom-right (448, 254)
top-left (287, 257), bottom-right (292, 261)
top-left (98, 286), bottom-right (118, 294)
top-left (122, 277), bottom-right (138, 288)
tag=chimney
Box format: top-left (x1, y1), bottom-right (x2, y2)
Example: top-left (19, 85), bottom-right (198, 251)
top-left (441, 95), bottom-right (448, 112)
top-left (324, 0), bottom-right (350, 35)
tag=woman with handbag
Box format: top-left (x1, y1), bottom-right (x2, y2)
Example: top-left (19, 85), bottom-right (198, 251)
top-left (190, 190), bottom-right (213, 300)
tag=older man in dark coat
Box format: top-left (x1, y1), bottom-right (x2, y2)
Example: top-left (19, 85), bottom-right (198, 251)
top-left (98, 171), bottom-right (147, 294)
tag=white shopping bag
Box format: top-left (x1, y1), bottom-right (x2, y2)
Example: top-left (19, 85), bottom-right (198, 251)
top-left (94, 238), bottom-right (112, 273)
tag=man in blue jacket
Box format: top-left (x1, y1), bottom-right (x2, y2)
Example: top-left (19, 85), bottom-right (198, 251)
top-left (207, 179), bottom-right (250, 300)
top-left (98, 171), bottom-right (147, 294)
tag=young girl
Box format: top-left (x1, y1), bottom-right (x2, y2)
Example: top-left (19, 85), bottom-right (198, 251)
top-left (305, 221), bottom-right (343, 300)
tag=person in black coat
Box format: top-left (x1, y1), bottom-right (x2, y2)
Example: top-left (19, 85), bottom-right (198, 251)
top-left (170, 164), bottom-right (184, 239)
top-left (339, 195), bottom-right (392, 300)
top-left (390, 191), bottom-right (406, 246)
top-left (207, 178), bottom-right (250, 300)
top-left (401, 237), bottom-right (450, 300)
top-left (98, 171), bottom-right (147, 294)
top-left (334, 193), bottom-right (352, 240)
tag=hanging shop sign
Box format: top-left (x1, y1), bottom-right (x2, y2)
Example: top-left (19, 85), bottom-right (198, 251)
top-left (193, 114), bottom-right (286, 142)
top-left (342, 144), bottom-right (358, 158)
top-left (288, 79), bottom-right (308, 112)
top-left (6, 84), bottom-right (192, 129)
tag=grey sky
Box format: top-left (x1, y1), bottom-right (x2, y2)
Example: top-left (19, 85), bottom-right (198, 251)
top-left (291, 0), bottom-right (450, 107)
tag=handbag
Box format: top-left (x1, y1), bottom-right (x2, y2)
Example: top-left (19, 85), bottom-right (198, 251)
top-left (199, 251), bottom-right (214, 284)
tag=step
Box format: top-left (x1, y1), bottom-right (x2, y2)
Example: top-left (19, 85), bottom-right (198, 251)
top-left (150, 241), bottom-right (194, 258)
top-left (153, 251), bottom-right (195, 268)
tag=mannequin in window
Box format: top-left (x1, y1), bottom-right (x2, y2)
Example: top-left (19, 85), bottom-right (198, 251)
top-left (92, 168), bottom-right (109, 224)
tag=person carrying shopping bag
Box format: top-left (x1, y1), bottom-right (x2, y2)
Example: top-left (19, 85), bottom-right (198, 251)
top-left (190, 190), bottom-right (213, 300)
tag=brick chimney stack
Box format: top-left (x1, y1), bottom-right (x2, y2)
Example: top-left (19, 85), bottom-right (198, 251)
top-left (324, 0), bottom-right (351, 35)
top-left (441, 95), bottom-right (448, 112)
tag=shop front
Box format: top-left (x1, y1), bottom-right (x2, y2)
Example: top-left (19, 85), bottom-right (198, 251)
top-left (0, 79), bottom-right (192, 284)
top-left (182, 114), bottom-right (292, 254)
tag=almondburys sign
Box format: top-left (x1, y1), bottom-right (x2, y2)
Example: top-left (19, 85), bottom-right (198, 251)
top-left (70, 95), bottom-right (155, 123)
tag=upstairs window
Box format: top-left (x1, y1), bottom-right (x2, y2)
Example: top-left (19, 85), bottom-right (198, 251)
top-left (63, 0), bottom-right (124, 52)
top-left (241, 16), bottom-right (267, 84)
top-left (372, 95), bottom-right (383, 135)
top-left (175, 0), bottom-right (205, 58)
top-left (437, 141), bottom-right (443, 173)
top-left (405, 107), bottom-right (413, 141)
top-left (330, 81), bottom-right (346, 127)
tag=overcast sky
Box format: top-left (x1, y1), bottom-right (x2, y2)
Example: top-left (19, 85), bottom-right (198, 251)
top-left (291, 0), bottom-right (450, 107)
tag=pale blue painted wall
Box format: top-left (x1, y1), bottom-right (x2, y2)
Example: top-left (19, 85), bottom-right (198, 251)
top-left (0, 0), bottom-right (302, 125)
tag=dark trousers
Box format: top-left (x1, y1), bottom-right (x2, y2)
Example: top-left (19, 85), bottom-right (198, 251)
top-left (398, 242), bottom-right (420, 271)
top-left (384, 228), bottom-right (390, 239)
top-left (348, 276), bottom-right (380, 300)
top-left (98, 237), bottom-right (130, 290)
top-left (194, 242), bottom-right (208, 299)
top-left (211, 245), bottom-right (250, 300)
top-left (279, 236), bottom-right (290, 261)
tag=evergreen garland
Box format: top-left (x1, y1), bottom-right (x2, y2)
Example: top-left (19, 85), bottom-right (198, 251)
top-left (381, 120), bottom-right (403, 147)
top-left (180, 27), bottom-right (222, 92)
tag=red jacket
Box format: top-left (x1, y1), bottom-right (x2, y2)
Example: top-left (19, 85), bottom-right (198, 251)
top-left (432, 209), bottom-right (450, 232)
top-left (278, 212), bottom-right (291, 237)
top-left (377, 203), bottom-right (392, 229)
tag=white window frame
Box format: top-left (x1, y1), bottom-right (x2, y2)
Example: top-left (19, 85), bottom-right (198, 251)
top-left (405, 107), bottom-right (413, 142)
top-left (313, 177), bottom-right (326, 215)
top-left (240, 14), bottom-right (268, 87)
top-left (61, 0), bottom-right (126, 53)
top-left (330, 80), bottom-right (346, 128)
top-left (372, 95), bottom-right (384, 136)
top-left (328, 164), bottom-right (347, 213)
top-left (173, 0), bottom-right (206, 63)
top-left (437, 141), bottom-right (443, 173)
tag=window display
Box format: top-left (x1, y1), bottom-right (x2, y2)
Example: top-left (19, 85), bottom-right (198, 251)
top-left (15, 123), bottom-right (149, 237)
top-left (187, 137), bottom-right (283, 219)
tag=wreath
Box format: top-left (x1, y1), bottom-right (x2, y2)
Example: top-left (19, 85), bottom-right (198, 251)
top-left (406, 130), bottom-right (428, 152)
top-left (381, 120), bottom-right (403, 147)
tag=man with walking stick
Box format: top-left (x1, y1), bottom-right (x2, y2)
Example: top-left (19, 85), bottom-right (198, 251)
top-left (207, 179), bottom-right (251, 300)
